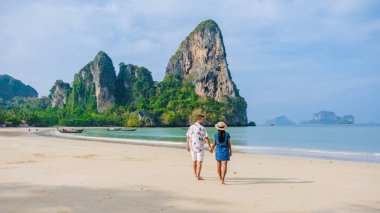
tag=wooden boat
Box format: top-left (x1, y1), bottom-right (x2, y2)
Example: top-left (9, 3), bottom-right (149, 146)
top-left (119, 128), bottom-right (137, 131)
top-left (57, 127), bottom-right (84, 133)
top-left (107, 127), bottom-right (122, 131)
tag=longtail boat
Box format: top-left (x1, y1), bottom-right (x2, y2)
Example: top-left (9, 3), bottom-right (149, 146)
top-left (57, 127), bottom-right (84, 133)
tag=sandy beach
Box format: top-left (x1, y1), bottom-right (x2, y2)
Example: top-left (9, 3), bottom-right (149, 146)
top-left (1, 128), bottom-right (380, 212)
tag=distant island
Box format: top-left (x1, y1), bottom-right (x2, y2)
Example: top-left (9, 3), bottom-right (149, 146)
top-left (0, 20), bottom-right (249, 127)
top-left (264, 111), bottom-right (355, 126)
top-left (300, 111), bottom-right (355, 125)
top-left (266, 116), bottom-right (296, 126)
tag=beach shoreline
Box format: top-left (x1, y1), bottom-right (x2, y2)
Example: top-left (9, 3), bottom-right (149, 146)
top-left (1, 127), bottom-right (380, 212)
top-left (37, 127), bottom-right (380, 164)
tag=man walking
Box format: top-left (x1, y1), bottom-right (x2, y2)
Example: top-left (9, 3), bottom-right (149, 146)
top-left (186, 114), bottom-right (211, 180)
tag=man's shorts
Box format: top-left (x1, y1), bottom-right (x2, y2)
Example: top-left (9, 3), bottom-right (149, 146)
top-left (190, 149), bottom-right (204, 161)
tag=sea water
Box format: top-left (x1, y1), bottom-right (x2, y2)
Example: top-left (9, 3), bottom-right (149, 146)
top-left (81, 125), bottom-right (380, 163)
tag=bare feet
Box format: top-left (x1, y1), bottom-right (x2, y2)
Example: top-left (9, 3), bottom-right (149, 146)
top-left (221, 179), bottom-right (225, 184)
top-left (197, 176), bottom-right (204, 181)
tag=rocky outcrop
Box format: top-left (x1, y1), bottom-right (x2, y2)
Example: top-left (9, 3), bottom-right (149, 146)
top-left (70, 51), bottom-right (116, 112)
top-left (115, 63), bottom-right (135, 105)
top-left (49, 80), bottom-right (71, 108)
top-left (166, 20), bottom-right (238, 102)
top-left (116, 63), bottom-right (155, 106)
top-left (166, 19), bottom-right (248, 125)
top-left (301, 111), bottom-right (355, 124)
top-left (137, 110), bottom-right (156, 126)
top-left (341, 115), bottom-right (355, 124)
top-left (0, 74), bottom-right (38, 101)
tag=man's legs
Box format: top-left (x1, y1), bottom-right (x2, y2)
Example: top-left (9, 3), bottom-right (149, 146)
top-left (197, 151), bottom-right (205, 180)
top-left (197, 161), bottom-right (204, 180)
top-left (190, 150), bottom-right (198, 177)
top-left (191, 151), bottom-right (204, 180)
top-left (193, 161), bottom-right (197, 177)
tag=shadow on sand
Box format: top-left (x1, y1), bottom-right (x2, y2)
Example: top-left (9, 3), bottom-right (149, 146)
top-left (204, 177), bottom-right (314, 185)
top-left (0, 183), bottom-right (224, 213)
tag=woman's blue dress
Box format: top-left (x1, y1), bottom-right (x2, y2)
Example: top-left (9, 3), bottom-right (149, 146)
top-left (214, 132), bottom-right (231, 161)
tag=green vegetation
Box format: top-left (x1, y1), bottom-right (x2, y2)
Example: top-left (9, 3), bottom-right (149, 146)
top-left (0, 74), bottom-right (246, 127)
top-left (68, 69), bottom-right (97, 112)
top-left (191, 19), bottom-right (219, 36)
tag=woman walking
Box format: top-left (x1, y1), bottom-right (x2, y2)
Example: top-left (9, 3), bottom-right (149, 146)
top-left (210, 122), bottom-right (232, 184)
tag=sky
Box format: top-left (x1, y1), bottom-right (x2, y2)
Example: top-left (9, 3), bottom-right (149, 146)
top-left (0, 0), bottom-right (379, 124)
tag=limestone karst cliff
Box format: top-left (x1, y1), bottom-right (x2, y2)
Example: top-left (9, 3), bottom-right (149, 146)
top-left (49, 80), bottom-right (71, 108)
top-left (166, 20), bottom-right (248, 125)
top-left (69, 51), bottom-right (116, 112)
top-left (166, 20), bottom-right (238, 102)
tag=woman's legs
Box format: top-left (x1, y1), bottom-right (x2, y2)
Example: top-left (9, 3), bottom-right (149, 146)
top-left (217, 160), bottom-right (222, 180)
top-left (221, 161), bottom-right (228, 184)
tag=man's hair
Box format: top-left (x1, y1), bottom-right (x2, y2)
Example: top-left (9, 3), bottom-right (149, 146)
top-left (196, 114), bottom-right (205, 121)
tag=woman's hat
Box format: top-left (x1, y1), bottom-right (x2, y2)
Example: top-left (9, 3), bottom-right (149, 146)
top-left (215, 122), bottom-right (227, 130)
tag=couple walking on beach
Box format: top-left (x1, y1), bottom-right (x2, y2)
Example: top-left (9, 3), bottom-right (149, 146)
top-left (186, 114), bottom-right (232, 184)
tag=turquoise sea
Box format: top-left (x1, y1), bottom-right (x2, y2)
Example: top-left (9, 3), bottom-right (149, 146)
top-left (81, 125), bottom-right (380, 163)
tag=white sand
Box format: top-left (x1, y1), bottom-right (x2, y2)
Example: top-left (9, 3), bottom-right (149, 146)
top-left (1, 128), bottom-right (380, 212)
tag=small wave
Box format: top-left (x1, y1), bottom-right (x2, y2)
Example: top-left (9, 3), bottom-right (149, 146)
top-left (233, 145), bottom-right (380, 163)
top-left (235, 146), bottom-right (379, 156)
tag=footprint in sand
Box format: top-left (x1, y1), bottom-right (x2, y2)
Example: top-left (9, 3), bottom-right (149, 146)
top-left (74, 154), bottom-right (96, 159)
top-left (33, 153), bottom-right (46, 158)
top-left (7, 160), bottom-right (37, 164)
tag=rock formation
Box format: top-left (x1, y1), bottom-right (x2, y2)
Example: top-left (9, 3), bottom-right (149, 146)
top-left (49, 80), bottom-right (71, 108)
top-left (46, 20), bottom-right (250, 126)
top-left (301, 111), bottom-right (355, 124)
top-left (0, 74), bottom-right (38, 101)
top-left (70, 51), bottom-right (116, 112)
top-left (116, 63), bottom-right (155, 106)
top-left (166, 20), bottom-right (238, 102)
top-left (341, 115), bottom-right (355, 124)
top-left (166, 19), bottom-right (248, 125)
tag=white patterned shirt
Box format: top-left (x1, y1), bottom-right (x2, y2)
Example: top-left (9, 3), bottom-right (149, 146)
top-left (186, 123), bottom-right (208, 153)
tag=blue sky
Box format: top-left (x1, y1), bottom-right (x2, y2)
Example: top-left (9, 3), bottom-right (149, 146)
top-left (0, 0), bottom-right (379, 124)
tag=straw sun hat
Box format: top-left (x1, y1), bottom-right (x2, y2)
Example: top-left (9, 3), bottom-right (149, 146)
top-left (215, 122), bottom-right (227, 130)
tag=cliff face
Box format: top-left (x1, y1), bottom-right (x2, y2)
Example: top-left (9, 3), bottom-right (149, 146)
top-left (70, 51), bottom-right (116, 112)
top-left (49, 80), bottom-right (71, 108)
top-left (166, 20), bottom-right (238, 102)
top-left (166, 20), bottom-right (247, 125)
top-left (116, 63), bottom-right (155, 106)
top-left (116, 63), bottom-right (156, 126)
top-left (0, 74), bottom-right (38, 101)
